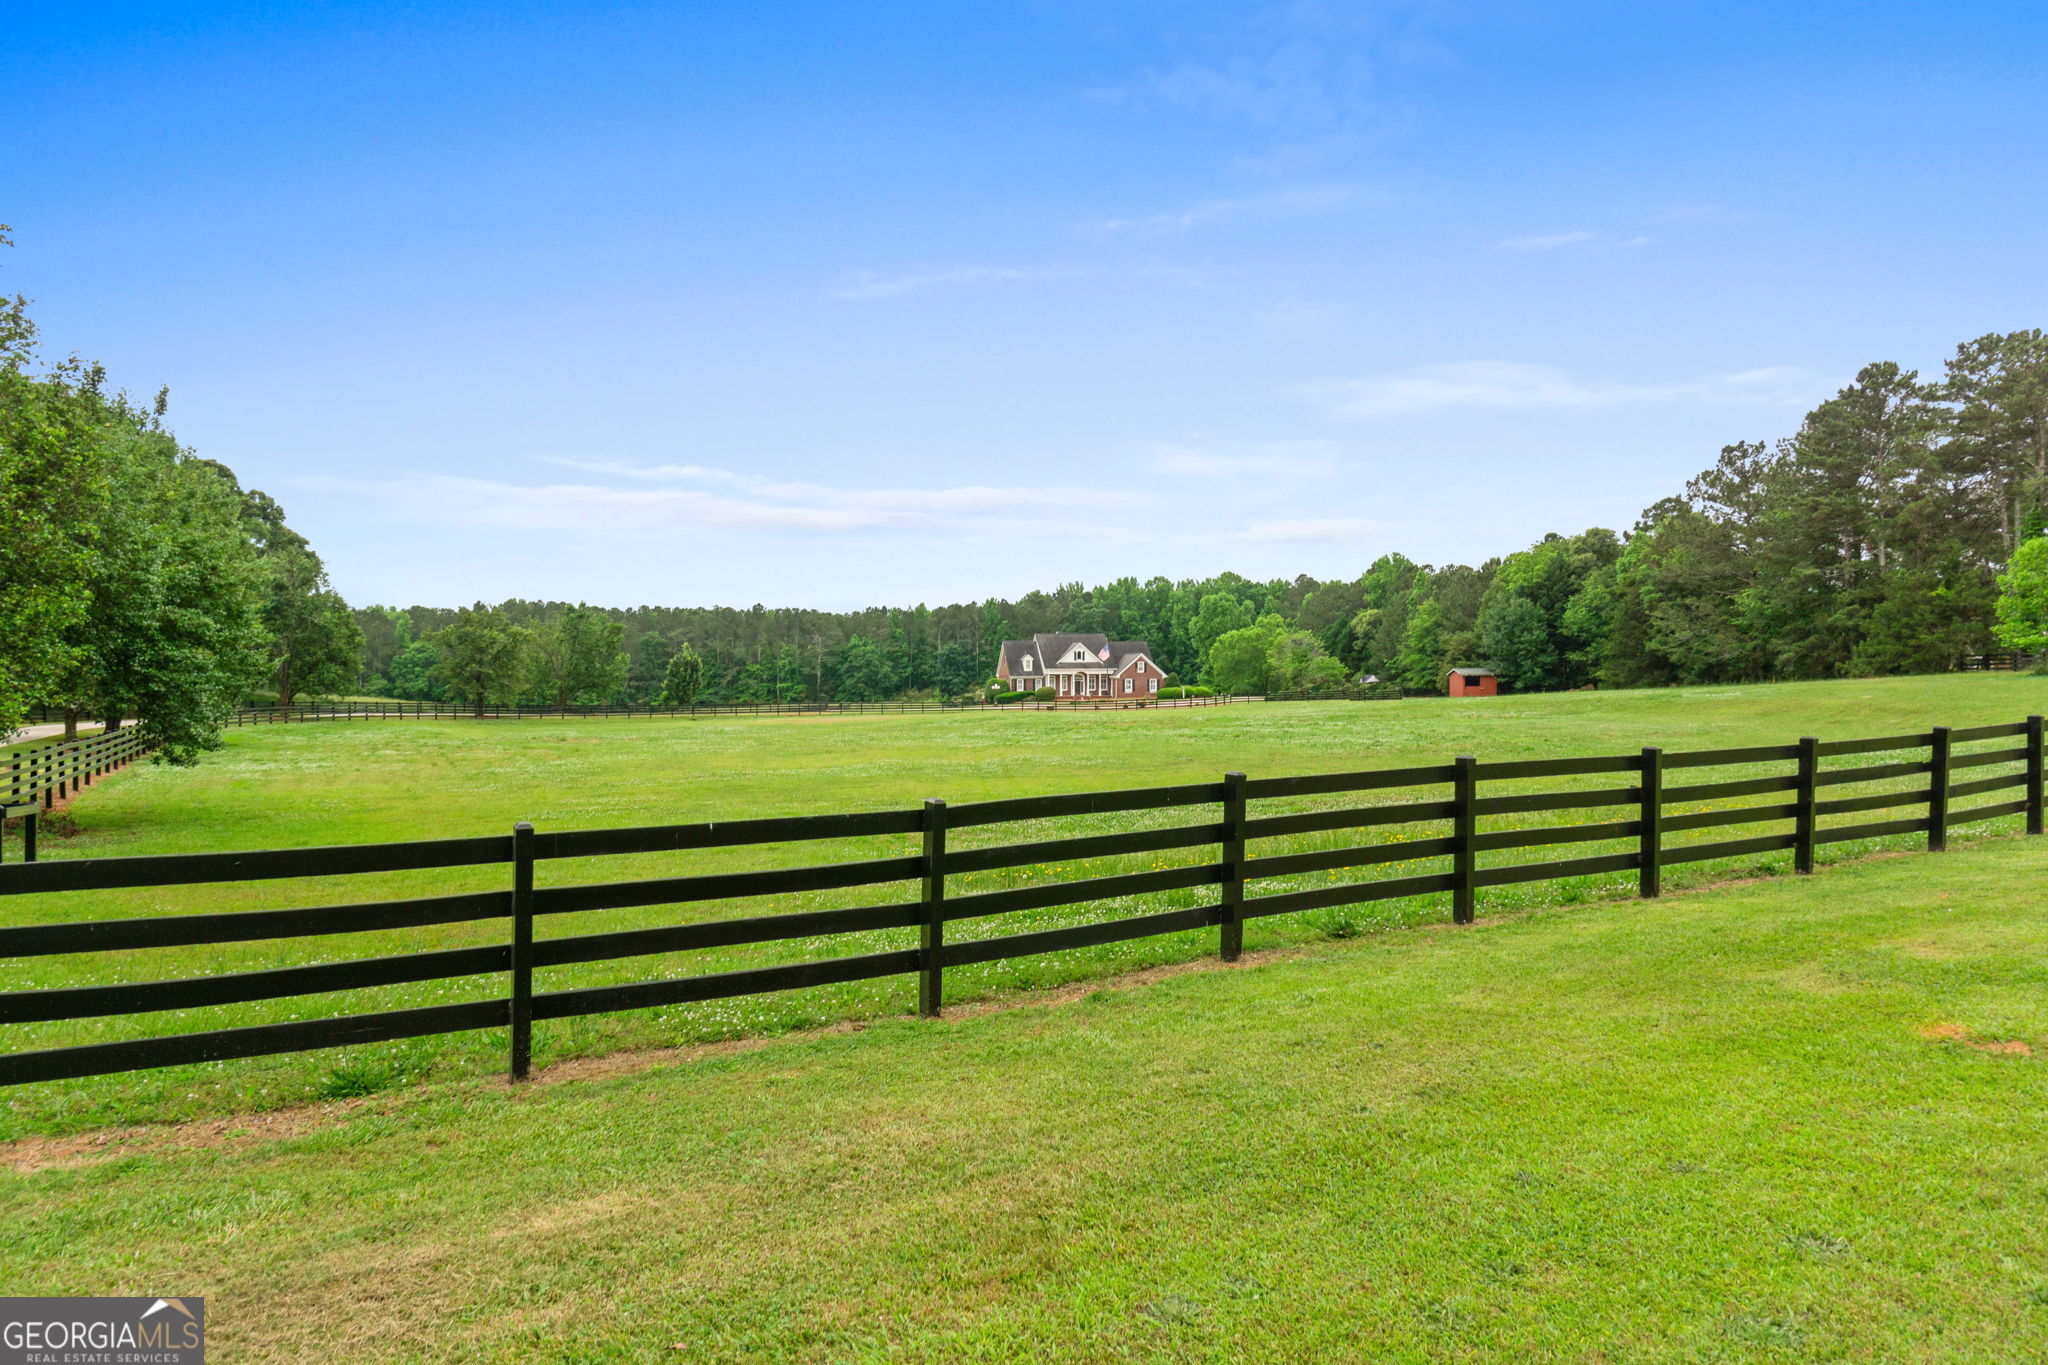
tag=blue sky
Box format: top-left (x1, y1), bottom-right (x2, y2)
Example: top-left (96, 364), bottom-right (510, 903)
top-left (9, 1), bottom-right (2047, 609)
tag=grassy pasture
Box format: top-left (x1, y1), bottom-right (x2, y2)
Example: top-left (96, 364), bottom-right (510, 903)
top-left (1, 672), bottom-right (2043, 1137)
top-left (5, 835), bottom-right (2048, 1362)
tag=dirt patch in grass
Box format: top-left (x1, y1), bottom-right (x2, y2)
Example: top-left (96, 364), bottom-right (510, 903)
top-left (0, 1095), bottom-right (397, 1173)
top-left (1919, 1021), bottom-right (2035, 1056)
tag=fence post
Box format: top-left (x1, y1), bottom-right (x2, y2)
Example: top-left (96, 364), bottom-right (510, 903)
top-left (1794, 736), bottom-right (1818, 875)
top-left (1452, 755), bottom-right (1477, 925)
top-left (1927, 726), bottom-right (1951, 853)
top-left (1638, 747), bottom-right (1662, 898)
top-left (1219, 771), bottom-right (1246, 961)
top-left (509, 820), bottom-right (535, 1081)
top-left (22, 812), bottom-right (35, 863)
top-left (920, 799), bottom-right (946, 1017)
top-left (2028, 715), bottom-right (2044, 836)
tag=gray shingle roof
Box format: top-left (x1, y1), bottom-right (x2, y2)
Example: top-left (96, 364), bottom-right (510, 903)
top-left (1001, 633), bottom-right (1157, 676)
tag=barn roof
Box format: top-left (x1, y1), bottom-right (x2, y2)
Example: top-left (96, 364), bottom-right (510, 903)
top-left (1447, 667), bottom-right (1496, 678)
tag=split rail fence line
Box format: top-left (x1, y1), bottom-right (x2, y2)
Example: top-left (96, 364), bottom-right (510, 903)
top-left (0, 716), bottom-right (2041, 1087)
top-left (2, 726), bottom-right (155, 862)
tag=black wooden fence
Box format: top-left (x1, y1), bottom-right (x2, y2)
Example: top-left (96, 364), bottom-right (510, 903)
top-left (0, 716), bottom-right (2040, 1088)
top-left (2, 726), bottom-right (154, 861)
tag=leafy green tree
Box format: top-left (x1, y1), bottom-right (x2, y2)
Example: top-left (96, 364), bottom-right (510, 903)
top-left (1345, 554), bottom-right (1424, 677)
top-left (1393, 596), bottom-right (1448, 692)
top-left (1477, 594), bottom-right (1554, 691)
top-left (1188, 593), bottom-right (1255, 680)
top-left (773, 643), bottom-right (805, 701)
top-left (834, 634), bottom-right (892, 701)
top-left (1994, 535), bottom-right (2048, 652)
top-left (1945, 331), bottom-right (2048, 553)
top-left (1206, 614), bottom-right (1287, 694)
top-left (627, 631), bottom-right (672, 701)
top-left (62, 414), bottom-right (270, 759)
top-left (659, 642), bottom-right (705, 705)
top-left (0, 239), bottom-right (109, 736)
top-left (355, 606), bottom-right (410, 688)
top-left (262, 545), bottom-right (363, 703)
top-left (1269, 627), bottom-right (1347, 691)
top-left (977, 599), bottom-right (1010, 653)
top-left (935, 640), bottom-right (981, 698)
top-left (431, 605), bottom-right (532, 715)
top-left (385, 640), bottom-right (444, 700)
top-left (530, 604), bottom-right (628, 706)
top-left (1852, 562), bottom-right (1989, 673)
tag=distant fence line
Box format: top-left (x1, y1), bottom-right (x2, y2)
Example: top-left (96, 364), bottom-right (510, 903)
top-left (219, 695), bottom-right (1256, 725)
top-left (1, 727), bottom-right (154, 861)
top-left (0, 715), bottom-right (2039, 1088)
top-left (1958, 653), bottom-right (2040, 672)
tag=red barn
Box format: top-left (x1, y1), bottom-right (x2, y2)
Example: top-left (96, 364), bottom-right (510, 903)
top-left (1446, 667), bottom-right (1498, 697)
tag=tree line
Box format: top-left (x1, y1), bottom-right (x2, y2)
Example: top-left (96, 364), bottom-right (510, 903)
top-left (0, 232), bottom-right (363, 758)
top-left (351, 332), bottom-right (2048, 707)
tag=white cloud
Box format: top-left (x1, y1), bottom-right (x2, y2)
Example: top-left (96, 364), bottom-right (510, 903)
top-left (1497, 229), bottom-right (1597, 251)
top-left (1231, 517), bottom-right (1380, 542)
top-left (1141, 440), bottom-right (1337, 479)
top-left (304, 464), bottom-right (1148, 540)
top-left (832, 264), bottom-right (1079, 301)
top-left (1315, 361), bottom-right (1822, 417)
top-left (541, 457), bottom-right (1138, 515)
top-left (1096, 182), bottom-right (1366, 234)
top-left (1496, 229), bottom-right (1655, 251)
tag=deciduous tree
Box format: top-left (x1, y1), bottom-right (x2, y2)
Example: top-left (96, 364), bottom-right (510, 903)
top-left (432, 606), bottom-right (532, 716)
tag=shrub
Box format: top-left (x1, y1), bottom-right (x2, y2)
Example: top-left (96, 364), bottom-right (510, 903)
top-left (1033, 686), bottom-right (1057, 700)
top-left (1157, 685), bottom-right (1215, 699)
top-left (992, 690), bottom-right (1029, 705)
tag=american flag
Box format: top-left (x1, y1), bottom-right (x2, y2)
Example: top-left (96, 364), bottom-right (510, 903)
top-left (1098, 647), bottom-right (1110, 661)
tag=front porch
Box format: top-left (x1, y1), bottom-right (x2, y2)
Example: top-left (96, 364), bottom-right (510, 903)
top-left (1053, 671), bottom-right (1115, 698)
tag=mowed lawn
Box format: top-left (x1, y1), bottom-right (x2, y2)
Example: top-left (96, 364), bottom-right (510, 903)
top-left (6, 837), bottom-right (2048, 1363)
top-left (1, 672), bottom-right (2045, 1136)
top-left (31, 673), bottom-right (2048, 854)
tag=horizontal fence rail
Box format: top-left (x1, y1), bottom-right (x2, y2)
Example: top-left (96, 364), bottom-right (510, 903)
top-left (2, 725), bottom-right (155, 863)
top-left (0, 715), bottom-right (2041, 1088)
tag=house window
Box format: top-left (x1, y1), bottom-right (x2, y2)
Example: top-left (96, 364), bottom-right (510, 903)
top-left (1137, 660), bottom-right (1145, 673)
top-left (1123, 678), bottom-right (1132, 693)
top-left (1149, 677), bottom-right (1158, 693)
top-left (1022, 655), bottom-right (1033, 671)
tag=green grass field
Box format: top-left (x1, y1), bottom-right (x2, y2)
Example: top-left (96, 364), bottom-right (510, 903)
top-left (1, 673), bottom-right (2043, 1138)
top-left (6, 835), bottom-right (2047, 1362)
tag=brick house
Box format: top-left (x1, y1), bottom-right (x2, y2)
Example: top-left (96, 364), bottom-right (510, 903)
top-left (997, 633), bottom-right (1164, 699)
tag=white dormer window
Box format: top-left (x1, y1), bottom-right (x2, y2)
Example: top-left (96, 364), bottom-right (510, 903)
top-left (1136, 660), bottom-right (1145, 673)
top-left (1021, 654), bottom-right (1032, 671)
